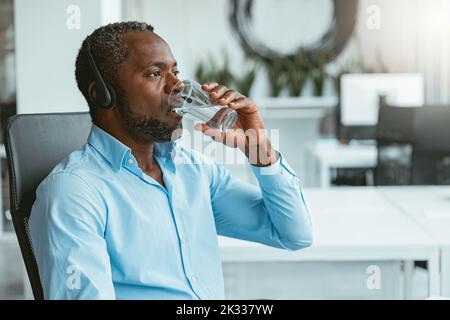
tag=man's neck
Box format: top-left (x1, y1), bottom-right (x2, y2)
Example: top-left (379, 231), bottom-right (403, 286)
top-left (96, 122), bottom-right (157, 173)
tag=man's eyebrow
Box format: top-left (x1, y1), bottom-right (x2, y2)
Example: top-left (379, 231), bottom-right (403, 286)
top-left (142, 61), bottom-right (177, 70)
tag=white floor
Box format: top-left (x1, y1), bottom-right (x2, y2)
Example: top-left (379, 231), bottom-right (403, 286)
top-left (0, 234), bottom-right (24, 299)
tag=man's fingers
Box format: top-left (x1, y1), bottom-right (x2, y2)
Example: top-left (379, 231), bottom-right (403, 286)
top-left (219, 90), bottom-right (243, 105)
top-left (202, 82), bottom-right (218, 91)
top-left (194, 123), bottom-right (225, 142)
top-left (201, 83), bottom-right (256, 112)
top-left (229, 97), bottom-right (247, 109)
top-left (202, 83), bottom-right (247, 106)
top-left (208, 85), bottom-right (229, 100)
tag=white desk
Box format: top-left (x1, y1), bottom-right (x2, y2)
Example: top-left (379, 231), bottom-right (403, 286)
top-left (378, 186), bottom-right (450, 297)
top-left (307, 140), bottom-right (377, 188)
top-left (219, 187), bottom-right (440, 298)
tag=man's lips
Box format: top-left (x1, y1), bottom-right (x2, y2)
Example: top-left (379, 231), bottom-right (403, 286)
top-left (167, 103), bottom-right (180, 112)
top-left (168, 94), bottom-right (185, 109)
top-left (166, 104), bottom-right (183, 119)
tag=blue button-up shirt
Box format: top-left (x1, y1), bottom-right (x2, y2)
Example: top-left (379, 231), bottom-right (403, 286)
top-left (29, 124), bottom-right (312, 300)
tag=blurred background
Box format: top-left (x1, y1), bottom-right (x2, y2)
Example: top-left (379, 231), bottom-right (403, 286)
top-left (2, 0), bottom-right (450, 300)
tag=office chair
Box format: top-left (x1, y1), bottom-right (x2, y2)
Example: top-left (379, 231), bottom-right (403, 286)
top-left (374, 97), bottom-right (416, 186)
top-left (412, 105), bottom-right (450, 185)
top-left (4, 112), bottom-right (92, 299)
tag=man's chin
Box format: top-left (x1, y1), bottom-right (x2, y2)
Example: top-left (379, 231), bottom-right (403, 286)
top-left (122, 119), bottom-right (183, 144)
top-left (149, 119), bottom-right (184, 143)
top-left (168, 121), bottom-right (183, 141)
top-left (119, 104), bottom-right (184, 143)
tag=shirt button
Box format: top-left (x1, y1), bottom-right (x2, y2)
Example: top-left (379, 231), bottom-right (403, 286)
top-left (128, 158), bottom-right (134, 165)
top-left (191, 276), bottom-right (197, 283)
top-left (180, 238), bottom-right (186, 245)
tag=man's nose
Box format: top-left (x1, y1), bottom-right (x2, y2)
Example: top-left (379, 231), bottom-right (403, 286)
top-left (166, 76), bottom-right (184, 95)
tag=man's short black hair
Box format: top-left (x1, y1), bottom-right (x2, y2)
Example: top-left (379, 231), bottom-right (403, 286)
top-left (75, 21), bottom-right (154, 121)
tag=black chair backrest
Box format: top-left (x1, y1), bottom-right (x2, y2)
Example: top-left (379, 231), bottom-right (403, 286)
top-left (375, 97), bottom-right (417, 185)
top-left (414, 105), bottom-right (450, 152)
top-left (413, 105), bottom-right (450, 185)
top-left (4, 112), bottom-right (91, 299)
top-left (377, 97), bottom-right (416, 143)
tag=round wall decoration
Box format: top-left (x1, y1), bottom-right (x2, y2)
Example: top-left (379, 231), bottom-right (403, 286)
top-left (229, 0), bottom-right (358, 64)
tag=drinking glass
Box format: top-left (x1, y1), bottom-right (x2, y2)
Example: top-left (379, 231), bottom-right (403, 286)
top-left (169, 79), bottom-right (237, 132)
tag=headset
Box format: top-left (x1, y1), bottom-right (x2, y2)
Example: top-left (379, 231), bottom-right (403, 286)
top-left (86, 36), bottom-right (116, 109)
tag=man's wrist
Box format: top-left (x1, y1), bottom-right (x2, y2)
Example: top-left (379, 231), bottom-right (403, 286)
top-left (237, 128), bottom-right (278, 167)
top-left (252, 149), bottom-right (279, 167)
top-left (244, 144), bottom-right (279, 167)
top-left (250, 150), bottom-right (284, 179)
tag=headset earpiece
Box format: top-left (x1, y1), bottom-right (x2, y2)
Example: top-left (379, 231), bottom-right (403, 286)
top-left (90, 82), bottom-right (116, 109)
top-left (86, 36), bottom-right (116, 109)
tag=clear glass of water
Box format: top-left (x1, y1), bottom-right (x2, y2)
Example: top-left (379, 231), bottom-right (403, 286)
top-left (169, 79), bottom-right (238, 132)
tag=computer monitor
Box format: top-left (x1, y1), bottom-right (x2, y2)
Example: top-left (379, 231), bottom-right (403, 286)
top-left (339, 73), bottom-right (424, 141)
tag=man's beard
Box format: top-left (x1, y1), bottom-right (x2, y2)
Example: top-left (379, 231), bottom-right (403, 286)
top-left (117, 94), bottom-right (182, 143)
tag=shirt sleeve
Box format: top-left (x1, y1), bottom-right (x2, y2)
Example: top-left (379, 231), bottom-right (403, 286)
top-left (29, 171), bottom-right (115, 299)
top-left (208, 152), bottom-right (313, 251)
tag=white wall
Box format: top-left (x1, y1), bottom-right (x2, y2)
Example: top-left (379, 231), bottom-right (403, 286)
top-left (14, 0), bottom-right (122, 114)
top-left (15, 0), bottom-right (449, 114)
top-left (14, 0), bottom-right (450, 113)
top-left (356, 0), bottom-right (450, 104)
top-left (124, 0), bottom-right (450, 103)
top-left (123, 0), bottom-right (337, 98)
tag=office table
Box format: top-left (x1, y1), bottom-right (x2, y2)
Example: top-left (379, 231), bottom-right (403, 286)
top-left (219, 187), bottom-right (440, 298)
top-left (378, 186), bottom-right (450, 297)
top-left (306, 139), bottom-right (377, 188)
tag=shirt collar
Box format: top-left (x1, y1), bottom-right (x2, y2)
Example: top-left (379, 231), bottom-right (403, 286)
top-left (88, 124), bottom-right (180, 171)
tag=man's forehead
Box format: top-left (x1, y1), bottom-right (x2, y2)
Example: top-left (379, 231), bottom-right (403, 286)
top-left (123, 31), bottom-right (175, 67)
